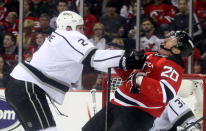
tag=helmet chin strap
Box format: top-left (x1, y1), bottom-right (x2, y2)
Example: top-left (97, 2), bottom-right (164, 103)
top-left (160, 45), bottom-right (177, 55)
top-left (160, 45), bottom-right (172, 52)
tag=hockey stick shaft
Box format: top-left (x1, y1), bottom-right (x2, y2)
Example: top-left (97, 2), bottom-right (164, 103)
top-left (185, 17), bottom-right (206, 32)
top-left (183, 114), bottom-right (206, 130)
top-left (105, 68), bottom-right (111, 131)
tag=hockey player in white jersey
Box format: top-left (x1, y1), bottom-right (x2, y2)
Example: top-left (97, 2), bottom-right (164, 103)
top-left (150, 95), bottom-right (201, 131)
top-left (4, 11), bottom-right (139, 131)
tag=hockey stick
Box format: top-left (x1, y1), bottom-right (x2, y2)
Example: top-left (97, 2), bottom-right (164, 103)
top-left (182, 114), bottom-right (206, 131)
top-left (185, 17), bottom-right (206, 32)
top-left (105, 68), bottom-right (111, 131)
top-left (90, 89), bottom-right (97, 115)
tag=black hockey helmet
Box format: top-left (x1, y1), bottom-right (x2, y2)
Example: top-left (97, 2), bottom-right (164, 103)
top-left (173, 31), bottom-right (195, 57)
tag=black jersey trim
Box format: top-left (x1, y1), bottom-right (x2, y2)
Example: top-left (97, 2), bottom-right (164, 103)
top-left (168, 111), bottom-right (195, 131)
top-left (82, 48), bottom-right (97, 66)
top-left (94, 55), bottom-right (122, 62)
top-left (169, 103), bottom-right (178, 116)
top-left (22, 62), bottom-right (69, 93)
top-left (163, 83), bottom-right (174, 102)
top-left (54, 31), bottom-right (84, 56)
top-left (167, 55), bottom-right (185, 68)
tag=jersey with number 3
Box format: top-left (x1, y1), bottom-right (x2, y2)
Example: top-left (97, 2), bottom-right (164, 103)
top-left (112, 52), bottom-right (185, 117)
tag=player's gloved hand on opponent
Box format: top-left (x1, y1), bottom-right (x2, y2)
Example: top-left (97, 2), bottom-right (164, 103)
top-left (119, 50), bottom-right (145, 71)
top-left (128, 72), bottom-right (146, 94)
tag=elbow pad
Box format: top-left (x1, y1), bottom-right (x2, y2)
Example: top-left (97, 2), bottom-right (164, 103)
top-left (82, 49), bottom-right (97, 67)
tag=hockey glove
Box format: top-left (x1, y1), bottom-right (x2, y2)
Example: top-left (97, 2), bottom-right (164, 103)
top-left (128, 72), bottom-right (146, 94)
top-left (119, 50), bottom-right (145, 70)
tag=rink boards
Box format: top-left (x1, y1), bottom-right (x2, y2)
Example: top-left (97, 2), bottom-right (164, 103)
top-left (0, 89), bottom-right (103, 131)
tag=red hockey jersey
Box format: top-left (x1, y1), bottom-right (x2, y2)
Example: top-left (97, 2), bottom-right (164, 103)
top-left (144, 3), bottom-right (176, 25)
top-left (111, 52), bottom-right (185, 117)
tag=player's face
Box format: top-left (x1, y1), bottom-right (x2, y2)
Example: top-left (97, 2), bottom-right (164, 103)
top-left (76, 25), bottom-right (84, 34)
top-left (163, 35), bottom-right (178, 49)
top-left (159, 35), bottom-right (178, 56)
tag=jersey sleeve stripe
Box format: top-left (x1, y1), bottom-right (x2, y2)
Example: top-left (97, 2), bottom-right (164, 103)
top-left (54, 31), bottom-right (84, 56)
top-left (93, 55), bottom-right (122, 62)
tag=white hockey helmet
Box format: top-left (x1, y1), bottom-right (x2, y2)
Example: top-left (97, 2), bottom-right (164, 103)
top-left (56, 11), bottom-right (84, 30)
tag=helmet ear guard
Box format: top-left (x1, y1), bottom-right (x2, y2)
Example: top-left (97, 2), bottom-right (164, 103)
top-left (173, 31), bottom-right (195, 57)
top-left (56, 11), bottom-right (84, 31)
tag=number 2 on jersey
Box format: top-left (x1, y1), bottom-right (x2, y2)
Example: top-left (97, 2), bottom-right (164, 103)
top-left (161, 66), bottom-right (179, 82)
top-left (78, 39), bottom-right (88, 46)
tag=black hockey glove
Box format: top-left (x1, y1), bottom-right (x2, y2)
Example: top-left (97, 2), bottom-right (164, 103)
top-left (128, 72), bottom-right (146, 94)
top-left (119, 50), bottom-right (145, 70)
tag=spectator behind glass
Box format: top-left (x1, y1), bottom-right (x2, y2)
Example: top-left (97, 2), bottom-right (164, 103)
top-left (0, 0), bottom-right (9, 23)
top-left (42, 0), bottom-right (57, 18)
top-left (125, 2), bottom-right (149, 38)
top-left (144, 0), bottom-right (177, 35)
top-left (16, 19), bottom-right (35, 61)
top-left (4, 11), bottom-right (18, 35)
top-left (50, 0), bottom-right (69, 30)
top-left (109, 37), bottom-right (124, 50)
top-left (0, 33), bottom-right (18, 71)
top-left (194, 0), bottom-right (206, 21)
top-left (99, 1), bottom-right (126, 39)
top-left (34, 32), bottom-right (45, 52)
top-left (0, 55), bottom-right (11, 88)
top-left (170, 0), bottom-right (202, 37)
top-left (35, 13), bottom-right (54, 35)
top-left (89, 22), bottom-right (110, 49)
top-left (29, 0), bottom-right (47, 18)
top-left (120, 0), bottom-right (136, 19)
top-left (80, 2), bottom-right (98, 38)
top-left (139, 17), bottom-right (164, 52)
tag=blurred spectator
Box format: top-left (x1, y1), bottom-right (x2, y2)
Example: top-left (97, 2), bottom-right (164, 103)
top-left (42, 0), bottom-right (57, 18)
top-left (124, 2), bottom-right (149, 37)
top-left (33, 32), bottom-right (45, 52)
top-left (36, 13), bottom-right (54, 35)
top-left (0, 0), bottom-right (9, 23)
top-left (194, 0), bottom-right (206, 22)
top-left (201, 51), bottom-right (206, 74)
top-left (89, 22), bottom-right (110, 49)
top-left (21, 0), bottom-right (40, 30)
top-left (120, 0), bottom-right (135, 19)
top-left (193, 59), bottom-right (202, 74)
top-left (99, 1), bottom-right (126, 39)
top-left (23, 0), bottom-right (36, 18)
top-left (109, 37), bottom-right (124, 50)
top-left (50, 0), bottom-right (69, 30)
top-left (139, 17), bottom-right (164, 52)
top-left (3, 11), bottom-right (18, 35)
top-left (0, 33), bottom-right (18, 71)
top-left (170, 0), bottom-right (202, 37)
top-left (16, 19), bottom-right (35, 61)
top-left (0, 55), bottom-right (11, 88)
top-left (144, 0), bottom-right (177, 34)
top-left (83, 2), bottom-right (98, 38)
top-left (29, 0), bottom-right (47, 18)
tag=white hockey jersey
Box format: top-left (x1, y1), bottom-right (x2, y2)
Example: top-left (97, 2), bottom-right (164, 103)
top-left (10, 30), bottom-right (124, 104)
top-left (140, 35), bottom-right (164, 52)
top-left (150, 96), bottom-right (197, 131)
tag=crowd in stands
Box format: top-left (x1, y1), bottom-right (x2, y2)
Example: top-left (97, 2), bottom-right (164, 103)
top-left (0, 0), bottom-right (206, 90)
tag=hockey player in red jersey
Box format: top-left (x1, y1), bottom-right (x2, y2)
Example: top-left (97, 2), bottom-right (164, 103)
top-left (82, 31), bottom-right (194, 131)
